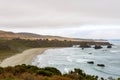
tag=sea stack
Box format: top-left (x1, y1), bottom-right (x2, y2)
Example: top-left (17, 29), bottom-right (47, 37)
top-left (87, 61), bottom-right (94, 64)
top-left (97, 64), bottom-right (105, 67)
top-left (107, 44), bottom-right (112, 48)
top-left (94, 45), bottom-right (102, 49)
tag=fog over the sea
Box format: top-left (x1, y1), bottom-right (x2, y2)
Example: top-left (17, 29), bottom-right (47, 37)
top-left (1, 25), bottom-right (120, 39)
top-left (0, 0), bottom-right (120, 39)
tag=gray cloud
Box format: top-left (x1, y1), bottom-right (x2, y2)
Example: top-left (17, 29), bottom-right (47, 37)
top-left (0, 0), bottom-right (120, 28)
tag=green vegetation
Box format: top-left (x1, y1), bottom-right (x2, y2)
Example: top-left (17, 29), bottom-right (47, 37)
top-left (0, 38), bottom-right (110, 60)
top-left (0, 64), bottom-right (118, 80)
top-left (0, 64), bottom-right (100, 80)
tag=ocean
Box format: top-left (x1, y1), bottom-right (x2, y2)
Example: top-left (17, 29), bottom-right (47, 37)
top-left (32, 40), bottom-right (120, 79)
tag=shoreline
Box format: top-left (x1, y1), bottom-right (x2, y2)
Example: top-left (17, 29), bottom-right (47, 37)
top-left (0, 48), bottom-right (49, 67)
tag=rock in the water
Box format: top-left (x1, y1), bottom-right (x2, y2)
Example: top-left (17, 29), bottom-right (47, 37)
top-left (107, 45), bottom-right (112, 48)
top-left (87, 61), bottom-right (94, 64)
top-left (89, 53), bottom-right (92, 55)
top-left (82, 47), bottom-right (84, 50)
top-left (94, 45), bottom-right (102, 49)
top-left (97, 64), bottom-right (105, 67)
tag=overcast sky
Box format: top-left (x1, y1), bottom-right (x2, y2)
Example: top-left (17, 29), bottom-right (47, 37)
top-left (0, 0), bottom-right (120, 39)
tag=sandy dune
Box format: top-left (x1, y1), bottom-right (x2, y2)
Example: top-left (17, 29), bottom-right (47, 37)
top-left (0, 48), bottom-right (48, 67)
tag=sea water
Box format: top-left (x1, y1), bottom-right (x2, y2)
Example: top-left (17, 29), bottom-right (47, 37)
top-left (32, 41), bottom-right (120, 79)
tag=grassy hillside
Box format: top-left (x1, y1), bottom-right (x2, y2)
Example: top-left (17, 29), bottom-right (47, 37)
top-left (0, 39), bottom-right (27, 60)
top-left (0, 30), bottom-right (81, 41)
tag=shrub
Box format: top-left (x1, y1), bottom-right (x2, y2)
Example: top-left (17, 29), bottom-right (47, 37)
top-left (36, 70), bottom-right (53, 76)
top-left (20, 72), bottom-right (35, 80)
top-left (0, 67), bottom-right (3, 74)
top-left (44, 67), bottom-right (61, 75)
top-left (0, 64), bottom-right (117, 80)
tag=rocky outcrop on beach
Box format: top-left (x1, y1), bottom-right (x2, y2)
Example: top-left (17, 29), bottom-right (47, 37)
top-left (94, 45), bottom-right (103, 49)
top-left (107, 45), bottom-right (112, 48)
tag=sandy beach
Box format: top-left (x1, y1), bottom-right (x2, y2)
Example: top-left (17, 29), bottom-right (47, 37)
top-left (0, 48), bottom-right (48, 67)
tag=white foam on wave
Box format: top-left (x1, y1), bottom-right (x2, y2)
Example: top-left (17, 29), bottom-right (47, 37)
top-left (32, 55), bottom-right (43, 66)
top-left (76, 59), bottom-right (90, 63)
top-left (66, 56), bottom-right (73, 62)
top-left (93, 66), bottom-right (120, 77)
top-left (64, 68), bottom-right (69, 73)
top-left (110, 50), bottom-right (119, 53)
top-left (48, 61), bottom-right (55, 65)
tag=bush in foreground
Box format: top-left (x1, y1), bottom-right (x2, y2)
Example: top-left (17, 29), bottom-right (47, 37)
top-left (0, 64), bottom-right (117, 80)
